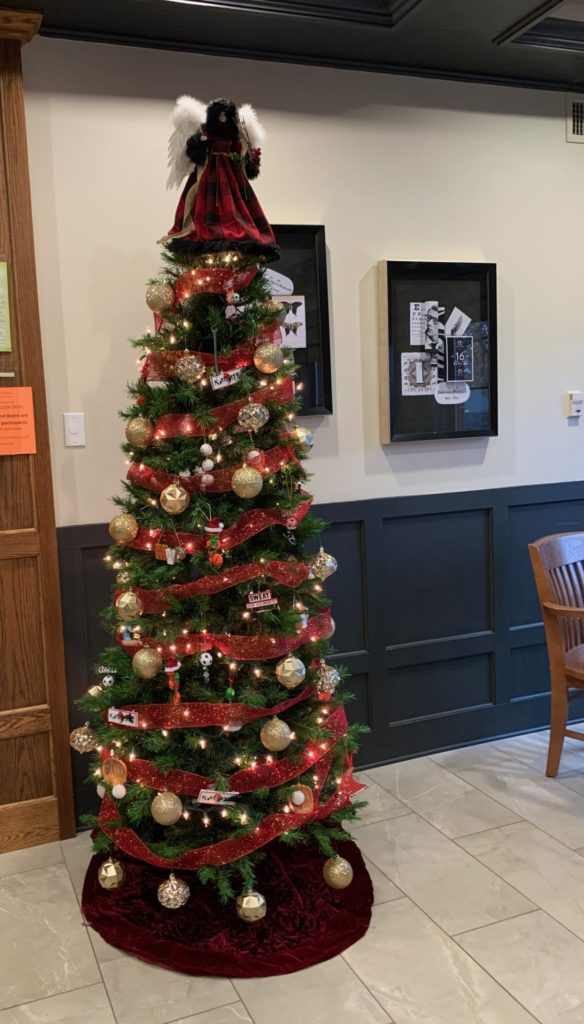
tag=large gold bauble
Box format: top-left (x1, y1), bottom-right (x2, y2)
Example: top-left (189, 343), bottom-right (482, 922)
top-left (160, 483), bottom-right (190, 515)
top-left (237, 402), bottom-right (269, 433)
top-left (132, 648), bottom-right (163, 679)
top-left (115, 590), bottom-right (144, 622)
top-left (292, 426), bottom-right (315, 455)
top-left (236, 890), bottom-right (267, 922)
top-left (146, 281), bottom-right (175, 313)
top-left (125, 417), bottom-right (154, 447)
top-left (275, 655), bottom-right (306, 690)
top-left (158, 873), bottom-right (190, 909)
top-left (232, 466), bottom-right (263, 499)
top-left (69, 722), bottom-right (99, 754)
top-left (260, 716), bottom-right (292, 752)
top-left (253, 342), bottom-right (284, 374)
top-left (109, 513), bottom-right (139, 544)
top-left (323, 856), bottom-right (354, 889)
top-left (98, 857), bottom-right (125, 890)
top-left (151, 791), bottom-right (183, 825)
top-left (309, 547), bottom-right (338, 581)
top-left (175, 354), bottom-right (204, 384)
top-left (315, 660), bottom-right (341, 699)
top-left (262, 299), bottom-right (287, 325)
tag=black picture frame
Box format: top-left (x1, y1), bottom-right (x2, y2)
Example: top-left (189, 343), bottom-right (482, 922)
top-left (269, 225), bottom-right (333, 416)
top-left (379, 261), bottom-right (498, 443)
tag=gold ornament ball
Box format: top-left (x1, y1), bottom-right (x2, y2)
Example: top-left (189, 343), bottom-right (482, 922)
top-left (310, 547), bottom-right (338, 581)
top-left (115, 590), bottom-right (144, 622)
top-left (315, 660), bottom-right (341, 698)
top-left (263, 298), bottom-right (287, 325)
top-left (69, 722), bottom-right (99, 754)
top-left (132, 647), bottom-right (163, 679)
top-left (98, 857), bottom-right (125, 890)
top-left (237, 402), bottom-right (269, 433)
top-left (109, 513), bottom-right (139, 544)
top-left (232, 465), bottom-right (263, 499)
top-left (125, 417), bottom-right (154, 448)
top-left (253, 342), bottom-right (284, 374)
top-left (236, 890), bottom-right (267, 922)
top-left (275, 655), bottom-right (306, 690)
top-left (160, 482), bottom-right (190, 515)
top-left (175, 354), bottom-right (204, 385)
top-left (292, 426), bottom-right (315, 455)
top-left (323, 856), bottom-right (354, 890)
top-left (158, 873), bottom-right (190, 909)
top-left (116, 569), bottom-right (132, 586)
top-left (151, 791), bottom-right (183, 826)
top-left (260, 716), bottom-right (292, 752)
top-left (146, 281), bottom-right (175, 313)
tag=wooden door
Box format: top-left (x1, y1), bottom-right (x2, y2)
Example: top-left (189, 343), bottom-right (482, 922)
top-left (0, 9), bottom-right (75, 851)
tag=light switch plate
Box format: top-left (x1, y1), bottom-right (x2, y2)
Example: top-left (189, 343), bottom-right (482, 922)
top-left (63, 412), bottom-right (86, 447)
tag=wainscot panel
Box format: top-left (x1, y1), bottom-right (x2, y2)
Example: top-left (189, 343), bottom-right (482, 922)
top-left (58, 481), bottom-right (584, 817)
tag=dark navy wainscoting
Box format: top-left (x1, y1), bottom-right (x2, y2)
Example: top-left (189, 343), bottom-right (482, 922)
top-left (58, 481), bottom-right (584, 815)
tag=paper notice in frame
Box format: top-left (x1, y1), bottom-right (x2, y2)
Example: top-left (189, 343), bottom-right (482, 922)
top-left (0, 387), bottom-right (36, 455)
top-left (446, 336), bottom-right (474, 382)
top-left (401, 352), bottom-right (438, 396)
top-left (0, 262), bottom-right (11, 353)
top-left (279, 296), bottom-right (307, 349)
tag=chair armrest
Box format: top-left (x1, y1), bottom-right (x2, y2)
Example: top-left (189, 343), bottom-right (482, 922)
top-left (543, 601), bottom-right (584, 619)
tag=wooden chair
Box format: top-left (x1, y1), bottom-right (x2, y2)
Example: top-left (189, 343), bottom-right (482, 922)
top-left (529, 533), bottom-right (584, 776)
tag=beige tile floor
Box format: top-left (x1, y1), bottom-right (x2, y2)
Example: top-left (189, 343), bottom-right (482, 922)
top-left (5, 730), bottom-right (584, 1022)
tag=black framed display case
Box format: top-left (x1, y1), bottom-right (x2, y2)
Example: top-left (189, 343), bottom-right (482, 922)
top-left (268, 225), bottom-right (333, 416)
top-left (379, 260), bottom-right (498, 443)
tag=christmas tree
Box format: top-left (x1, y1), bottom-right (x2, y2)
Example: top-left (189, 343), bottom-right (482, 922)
top-left (71, 97), bottom-right (372, 976)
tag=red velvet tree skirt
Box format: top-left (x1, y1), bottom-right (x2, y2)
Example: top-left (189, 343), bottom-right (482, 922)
top-left (82, 840), bottom-right (372, 977)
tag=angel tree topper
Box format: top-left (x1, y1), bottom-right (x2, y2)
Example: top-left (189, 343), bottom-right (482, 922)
top-left (164, 97), bottom-right (279, 262)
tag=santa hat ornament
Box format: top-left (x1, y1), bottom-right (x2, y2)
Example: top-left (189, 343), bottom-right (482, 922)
top-left (204, 517), bottom-right (224, 534)
top-left (165, 656), bottom-right (182, 704)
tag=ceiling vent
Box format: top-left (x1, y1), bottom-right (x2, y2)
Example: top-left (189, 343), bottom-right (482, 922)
top-left (567, 95), bottom-right (584, 143)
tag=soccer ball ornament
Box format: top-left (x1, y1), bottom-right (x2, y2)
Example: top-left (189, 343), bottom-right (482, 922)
top-left (69, 722), bottom-right (98, 754)
top-left (109, 513), bottom-right (139, 544)
top-left (158, 873), bottom-right (190, 909)
top-left (115, 590), bottom-right (144, 621)
top-left (260, 716), bottom-right (292, 752)
top-left (146, 281), bottom-right (174, 313)
top-left (236, 890), bottom-right (267, 923)
top-left (323, 856), bottom-right (354, 890)
top-left (175, 353), bottom-right (204, 384)
top-left (125, 417), bottom-right (154, 447)
top-left (237, 401), bottom-right (269, 433)
top-left (309, 547), bottom-right (338, 581)
top-left (132, 648), bottom-right (163, 679)
top-left (160, 482), bottom-right (190, 515)
top-left (151, 791), bottom-right (183, 825)
top-left (315, 659), bottom-right (341, 700)
top-left (98, 858), bottom-right (125, 890)
top-left (253, 342), bottom-right (284, 374)
top-left (232, 466), bottom-right (263, 498)
top-left (275, 655), bottom-right (306, 689)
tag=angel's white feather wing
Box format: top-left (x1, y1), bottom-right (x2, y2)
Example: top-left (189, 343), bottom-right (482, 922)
top-left (166, 95), bottom-right (207, 190)
top-left (238, 104), bottom-right (266, 151)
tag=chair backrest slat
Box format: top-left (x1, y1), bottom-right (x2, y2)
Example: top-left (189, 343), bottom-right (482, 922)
top-left (529, 533), bottom-right (584, 653)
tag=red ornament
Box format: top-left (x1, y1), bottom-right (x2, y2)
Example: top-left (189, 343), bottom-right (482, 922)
top-left (174, 266), bottom-right (258, 302)
top-left (209, 552), bottom-right (224, 568)
top-left (136, 395), bottom-right (146, 407)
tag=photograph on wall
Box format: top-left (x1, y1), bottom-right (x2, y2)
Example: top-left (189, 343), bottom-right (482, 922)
top-left (379, 261), bottom-right (497, 442)
top-left (265, 225), bottom-right (332, 415)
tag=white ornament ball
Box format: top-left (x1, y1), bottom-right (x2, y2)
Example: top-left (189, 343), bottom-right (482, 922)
top-left (201, 459), bottom-right (214, 472)
top-left (112, 784), bottom-right (127, 800)
top-left (201, 473), bottom-right (214, 486)
top-left (290, 789), bottom-right (306, 807)
top-left (200, 443), bottom-right (213, 457)
top-left (96, 783), bottom-right (106, 799)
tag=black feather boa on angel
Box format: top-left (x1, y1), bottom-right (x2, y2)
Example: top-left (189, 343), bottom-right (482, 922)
top-left (162, 97), bottom-right (279, 262)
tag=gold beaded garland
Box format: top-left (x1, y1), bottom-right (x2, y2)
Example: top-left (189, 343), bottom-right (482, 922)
top-left (259, 716), bottom-right (292, 752)
top-left (98, 857), bottom-right (125, 890)
top-left (309, 547), bottom-right (338, 581)
top-left (146, 281), bottom-right (174, 313)
top-left (232, 465), bottom-right (263, 499)
top-left (237, 401), bottom-right (269, 433)
top-left (236, 890), bottom-right (267, 922)
top-left (115, 590), bottom-right (144, 621)
top-left (253, 342), bottom-right (284, 374)
top-left (275, 655), bottom-right (306, 689)
top-left (109, 513), bottom-right (139, 544)
top-left (151, 791), bottom-right (183, 825)
top-left (125, 417), bottom-right (154, 447)
top-left (69, 722), bottom-right (99, 754)
top-left (160, 483), bottom-right (190, 515)
top-left (158, 873), bottom-right (190, 909)
top-left (132, 648), bottom-right (163, 679)
top-left (323, 856), bottom-right (354, 889)
top-left (175, 354), bottom-right (204, 384)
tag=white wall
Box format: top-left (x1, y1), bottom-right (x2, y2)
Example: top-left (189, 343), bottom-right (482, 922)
top-left (21, 37), bottom-right (584, 528)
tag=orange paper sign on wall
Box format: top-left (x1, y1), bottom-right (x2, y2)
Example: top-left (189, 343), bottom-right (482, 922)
top-left (0, 387), bottom-right (37, 455)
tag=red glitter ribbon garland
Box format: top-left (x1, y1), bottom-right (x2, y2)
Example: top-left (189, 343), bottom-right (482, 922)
top-left (116, 560), bottom-right (311, 614)
top-left (174, 265), bottom-right (258, 301)
top-left (97, 764), bottom-right (365, 869)
top-left (117, 609), bottom-right (333, 663)
top-left (125, 495), bottom-right (313, 555)
top-left (127, 445), bottom-right (298, 496)
top-left (153, 377), bottom-right (294, 440)
top-left (142, 326), bottom-right (281, 382)
top-left (104, 706), bottom-right (348, 795)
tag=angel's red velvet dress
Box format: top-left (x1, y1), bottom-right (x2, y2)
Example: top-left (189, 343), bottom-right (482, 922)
top-left (166, 135), bottom-right (278, 261)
